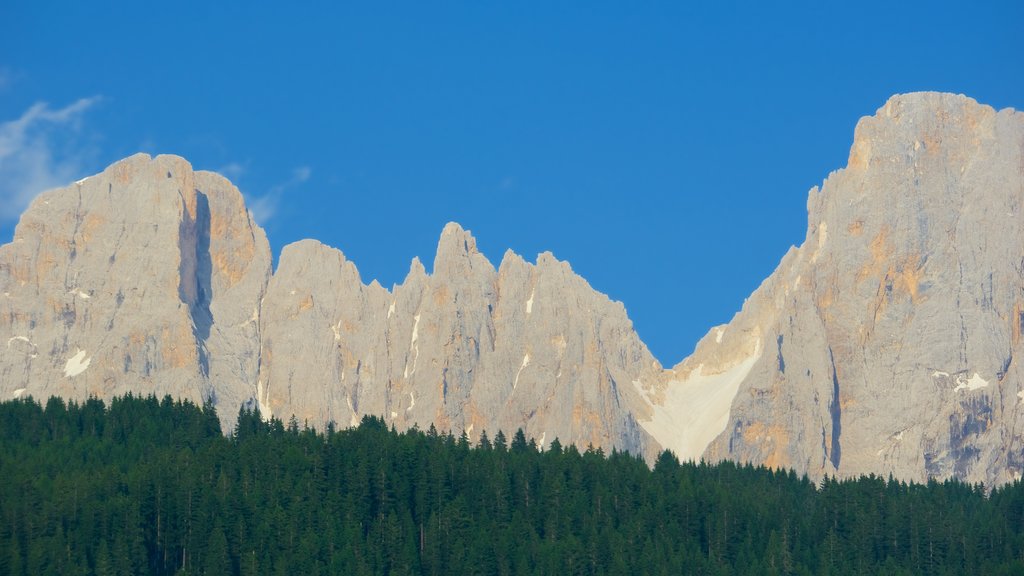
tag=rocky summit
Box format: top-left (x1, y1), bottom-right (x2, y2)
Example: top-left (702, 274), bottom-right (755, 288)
top-left (1, 92), bottom-right (1021, 486)
top-left (0, 154), bottom-right (659, 461)
top-left (633, 92), bottom-right (1024, 487)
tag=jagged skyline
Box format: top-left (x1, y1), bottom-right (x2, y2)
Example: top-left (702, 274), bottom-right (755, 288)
top-left (1, 2), bottom-right (1021, 365)
top-left (2, 92), bottom-right (1022, 488)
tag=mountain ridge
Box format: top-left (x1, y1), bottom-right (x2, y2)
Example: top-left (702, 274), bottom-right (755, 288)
top-left (669, 92), bottom-right (1024, 486)
top-left (2, 91), bottom-right (1021, 486)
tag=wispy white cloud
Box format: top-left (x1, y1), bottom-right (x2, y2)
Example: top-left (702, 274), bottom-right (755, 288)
top-left (292, 166), bottom-right (311, 183)
top-left (247, 194), bottom-right (278, 226)
top-left (0, 97), bottom-right (102, 221)
top-left (216, 162), bottom-right (246, 181)
top-left (136, 137), bottom-right (159, 155)
top-left (246, 165), bottom-right (312, 226)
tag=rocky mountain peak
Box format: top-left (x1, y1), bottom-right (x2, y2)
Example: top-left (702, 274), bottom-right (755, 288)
top-left (648, 92), bottom-right (1024, 486)
top-left (433, 221), bottom-right (494, 279)
top-left (846, 92), bottom-right (1004, 174)
top-left (1, 93), bottom-right (1021, 486)
top-left (0, 153), bottom-right (270, 424)
top-left (404, 256), bottom-right (428, 285)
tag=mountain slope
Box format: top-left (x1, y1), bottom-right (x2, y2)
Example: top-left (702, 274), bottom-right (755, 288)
top-left (0, 156), bottom-right (270, 416)
top-left (0, 155), bottom-right (659, 458)
top-left (635, 92), bottom-right (1024, 486)
top-left (257, 224), bottom-right (659, 457)
top-left (1, 92), bottom-right (1021, 485)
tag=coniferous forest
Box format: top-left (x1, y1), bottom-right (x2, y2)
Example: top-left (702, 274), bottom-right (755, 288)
top-left (1, 395), bottom-right (1022, 575)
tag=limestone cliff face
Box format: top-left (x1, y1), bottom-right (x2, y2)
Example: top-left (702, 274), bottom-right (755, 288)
top-left (0, 155), bottom-right (658, 456)
top-left (2, 93), bottom-right (1021, 486)
top-left (0, 154), bottom-right (271, 429)
top-left (633, 93), bottom-right (1024, 487)
top-left (258, 224), bottom-right (659, 456)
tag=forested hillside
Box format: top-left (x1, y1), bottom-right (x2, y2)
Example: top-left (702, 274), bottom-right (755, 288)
top-left (1, 395), bottom-right (1022, 575)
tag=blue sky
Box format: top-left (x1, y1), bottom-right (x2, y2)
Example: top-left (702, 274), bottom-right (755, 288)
top-left (1, 2), bottom-right (1021, 366)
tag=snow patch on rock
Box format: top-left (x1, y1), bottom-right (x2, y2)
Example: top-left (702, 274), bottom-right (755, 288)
top-left (404, 314), bottom-right (421, 378)
top-left (877, 428), bottom-right (908, 456)
top-left (7, 336), bottom-right (38, 358)
top-left (8, 336), bottom-right (32, 347)
top-left (256, 380), bottom-right (273, 419)
top-left (12, 388), bottom-right (26, 399)
top-left (63, 349), bottom-right (92, 377)
top-left (954, 373), bottom-right (988, 392)
top-left (347, 396), bottom-right (359, 427)
top-left (635, 339), bottom-right (762, 461)
top-left (513, 353), bottom-right (531, 390)
top-left (526, 289), bottom-right (535, 314)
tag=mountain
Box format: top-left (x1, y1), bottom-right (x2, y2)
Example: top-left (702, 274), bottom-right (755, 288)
top-left (0, 154), bottom-right (659, 460)
top-left (257, 226), bottom-right (658, 457)
top-left (1, 92), bottom-right (1021, 485)
top-left (635, 92), bottom-right (1024, 487)
top-left (0, 160), bottom-right (270, 421)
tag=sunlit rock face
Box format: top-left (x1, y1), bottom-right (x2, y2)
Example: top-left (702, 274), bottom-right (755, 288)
top-left (0, 154), bottom-right (271, 431)
top-left (642, 93), bottom-right (1024, 487)
top-left (2, 93), bottom-right (1022, 486)
top-left (0, 154), bottom-right (659, 458)
top-left (257, 223), bottom-right (660, 459)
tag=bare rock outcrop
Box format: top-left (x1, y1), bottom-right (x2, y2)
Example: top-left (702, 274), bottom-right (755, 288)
top-left (0, 157), bottom-right (658, 456)
top-left (0, 154), bottom-right (271, 429)
top-left (258, 223), bottom-right (659, 456)
top-left (3, 92), bottom-right (1022, 486)
top-left (634, 93), bottom-right (1024, 486)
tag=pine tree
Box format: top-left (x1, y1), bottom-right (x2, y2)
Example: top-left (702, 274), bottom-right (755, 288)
top-left (493, 431), bottom-right (507, 452)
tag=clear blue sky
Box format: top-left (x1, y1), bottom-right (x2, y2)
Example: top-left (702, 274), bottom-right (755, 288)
top-left (1, 2), bottom-right (1021, 366)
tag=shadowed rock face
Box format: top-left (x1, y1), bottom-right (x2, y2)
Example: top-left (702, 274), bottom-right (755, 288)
top-left (1, 92), bottom-right (1021, 486)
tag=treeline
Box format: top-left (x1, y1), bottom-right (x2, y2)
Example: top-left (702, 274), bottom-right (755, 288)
top-left (0, 395), bottom-right (1022, 575)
